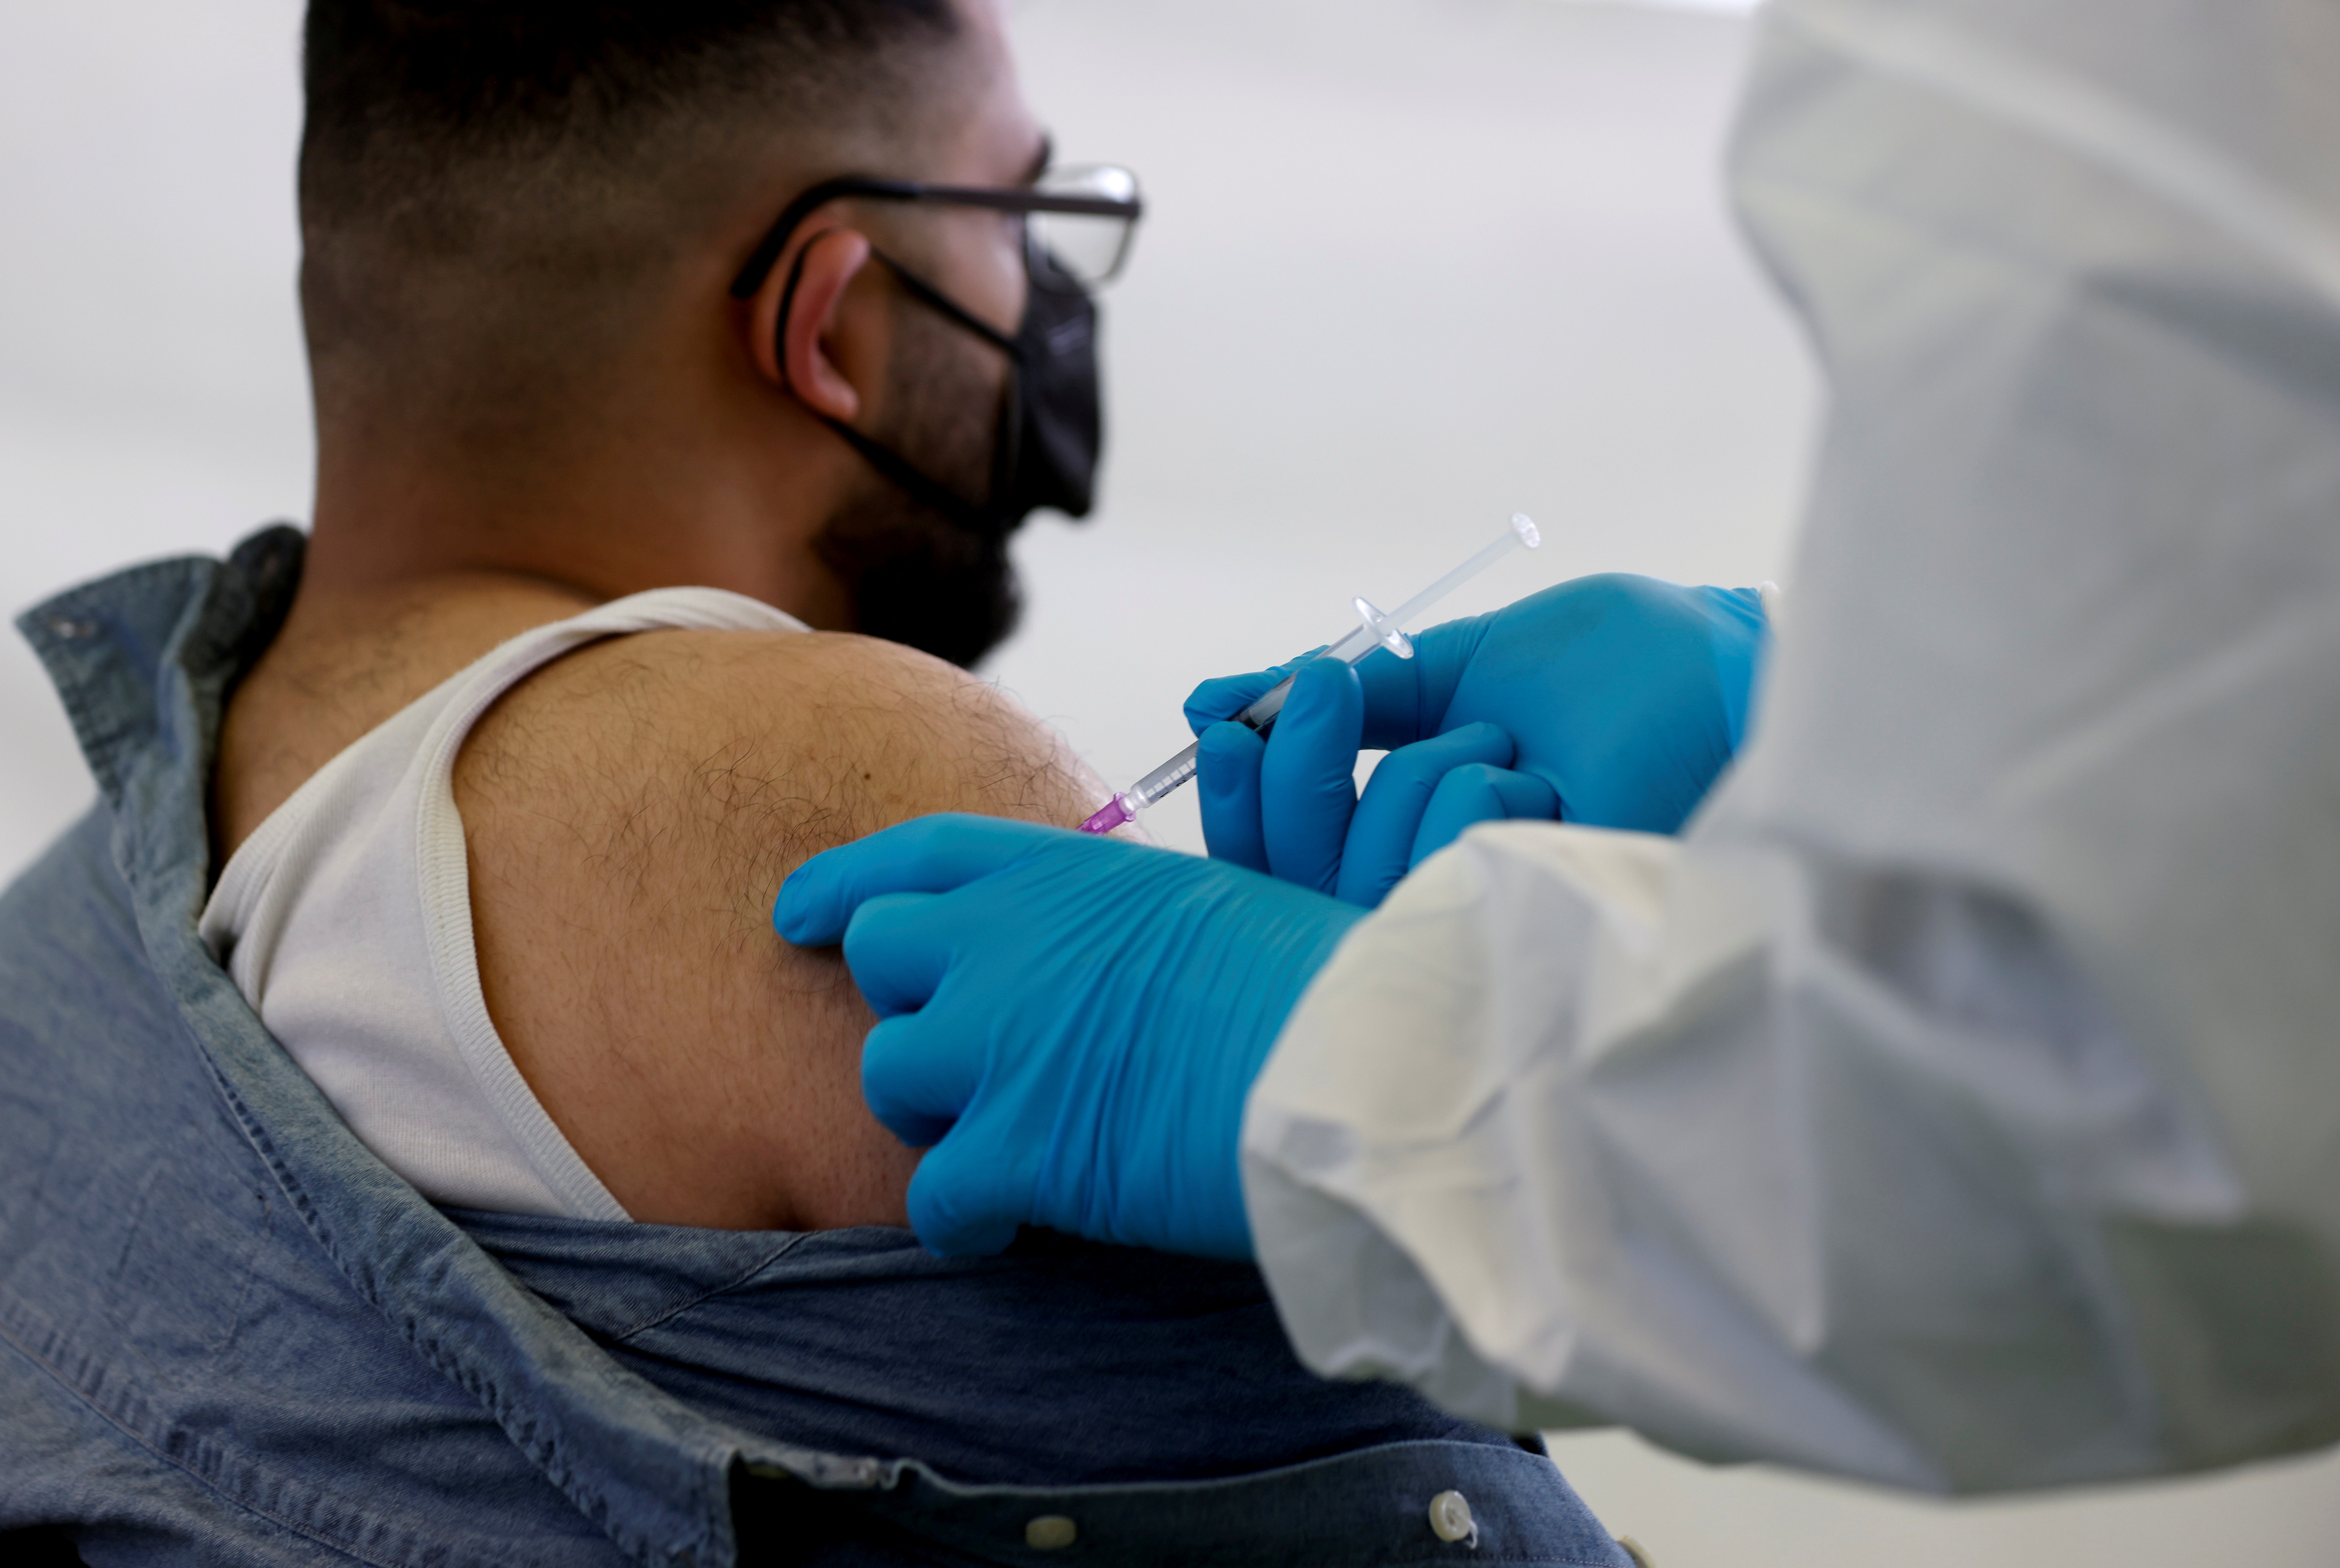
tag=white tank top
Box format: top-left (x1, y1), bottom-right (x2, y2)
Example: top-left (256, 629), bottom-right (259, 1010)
top-left (199, 587), bottom-right (806, 1220)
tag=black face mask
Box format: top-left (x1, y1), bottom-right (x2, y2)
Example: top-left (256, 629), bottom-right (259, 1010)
top-left (782, 243), bottom-right (1102, 544)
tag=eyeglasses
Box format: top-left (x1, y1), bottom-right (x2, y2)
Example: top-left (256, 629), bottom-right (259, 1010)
top-left (728, 163), bottom-right (1144, 303)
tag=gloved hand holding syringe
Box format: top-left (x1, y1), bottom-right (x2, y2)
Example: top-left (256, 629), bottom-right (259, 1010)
top-left (1078, 513), bottom-right (1542, 835)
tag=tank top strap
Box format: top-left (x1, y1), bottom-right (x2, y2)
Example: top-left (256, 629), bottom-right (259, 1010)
top-left (201, 586), bottom-right (806, 1220)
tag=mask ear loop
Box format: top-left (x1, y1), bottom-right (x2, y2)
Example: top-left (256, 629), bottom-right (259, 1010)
top-left (867, 246), bottom-right (1034, 512)
top-left (773, 231), bottom-right (1026, 536)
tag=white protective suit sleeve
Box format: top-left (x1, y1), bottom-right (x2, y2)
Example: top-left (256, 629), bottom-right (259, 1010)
top-left (1241, 0), bottom-right (2340, 1494)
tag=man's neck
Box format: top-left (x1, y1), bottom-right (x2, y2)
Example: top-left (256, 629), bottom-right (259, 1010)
top-left (299, 442), bottom-right (853, 624)
top-left (212, 426), bottom-right (855, 859)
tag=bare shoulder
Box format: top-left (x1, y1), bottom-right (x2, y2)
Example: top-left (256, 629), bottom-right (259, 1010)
top-left (454, 627), bottom-right (1107, 1231)
top-left (460, 626), bottom-right (1103, 901)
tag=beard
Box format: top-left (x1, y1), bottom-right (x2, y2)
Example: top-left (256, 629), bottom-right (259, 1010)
top-left (812, 303), bottom-right (1023, 670)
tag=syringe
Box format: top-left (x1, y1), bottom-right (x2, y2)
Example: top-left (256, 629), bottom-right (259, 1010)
top-left (1078, 513), bottom-right (1542, 835)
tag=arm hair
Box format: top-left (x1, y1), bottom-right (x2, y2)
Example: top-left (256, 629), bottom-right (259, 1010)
top-left (454, 627), bottom-right (1110, 1229)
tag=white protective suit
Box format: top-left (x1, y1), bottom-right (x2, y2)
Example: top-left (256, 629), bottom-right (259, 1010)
top-left (1242, 0), bottom-right (2340, 1494)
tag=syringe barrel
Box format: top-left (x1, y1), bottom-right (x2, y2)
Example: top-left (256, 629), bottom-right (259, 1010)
top-left (1108, 515), bottom-right (1536, 824)
top-left (1237, 675), bottom-right (1298, 734)
top-left (1128, 742), bottom-right (1201, 807)
top-left (1122, 675), bottom-right (1293, 813)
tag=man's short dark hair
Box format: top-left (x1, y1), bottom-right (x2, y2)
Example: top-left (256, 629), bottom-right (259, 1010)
top-left (298, 0), bottom-right (959, 416)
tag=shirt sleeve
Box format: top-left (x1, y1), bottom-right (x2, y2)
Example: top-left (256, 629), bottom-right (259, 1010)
top-left (1241, 0), bottom-right (2340, 1494)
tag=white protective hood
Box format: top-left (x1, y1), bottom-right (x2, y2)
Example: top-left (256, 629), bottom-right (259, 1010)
top-left (1243, 0), bottom-right (2340, 1493)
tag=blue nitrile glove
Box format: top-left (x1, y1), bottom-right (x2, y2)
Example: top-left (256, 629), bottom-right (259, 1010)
top-left (1193, 657), bottom-right (1556, 907)
top-left (773, 814), bottom-right (1364, 1260)
top-left (1189, 574), bottom-right (1767, 899)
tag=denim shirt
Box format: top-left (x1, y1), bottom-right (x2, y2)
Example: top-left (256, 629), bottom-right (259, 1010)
top-left (0, 530), bottom-right (1632, 1568)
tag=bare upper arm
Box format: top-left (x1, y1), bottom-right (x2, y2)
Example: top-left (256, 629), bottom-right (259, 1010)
top-left (453, 627), bottom-right (1109, 1230)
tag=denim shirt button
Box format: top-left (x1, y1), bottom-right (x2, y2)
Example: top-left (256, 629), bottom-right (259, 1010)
top-left (1023, 1514), bottom-right (1078, 1550)
top-left (1428, 1489), bottom-right (1478, 1546)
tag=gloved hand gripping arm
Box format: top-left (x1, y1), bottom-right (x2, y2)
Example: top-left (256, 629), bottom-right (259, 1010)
top-left (774, 815), bottom-right (1360, 1258)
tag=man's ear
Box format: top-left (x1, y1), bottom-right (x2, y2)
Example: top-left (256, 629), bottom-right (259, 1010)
top-left (747, 227), bottom-right (878, 425)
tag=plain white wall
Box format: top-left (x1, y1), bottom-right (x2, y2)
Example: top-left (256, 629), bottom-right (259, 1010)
top-left (0, 3), bottom-right (315, 882)
top-left (3, 1), bottom-right (2337, 1561)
